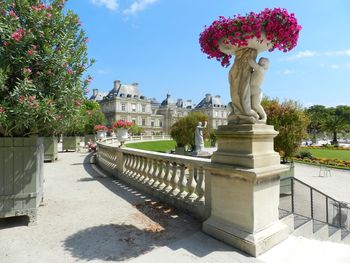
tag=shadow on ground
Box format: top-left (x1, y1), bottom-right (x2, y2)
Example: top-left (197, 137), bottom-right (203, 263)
top-left (64, 223), bottom-right (170, 261)
top-left (0, 216), bottom-right (28, 229)
top-left (64, 153), bottom-right (242, 261)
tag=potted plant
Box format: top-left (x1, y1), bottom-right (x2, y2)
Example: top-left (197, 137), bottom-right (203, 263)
top-left (113, 120), bottom-right (133, 145)
top-left (62, 113), bottom-right (85, 152)
top-left (0, 0), bottom-right (93, 224)
top-left (94, 124), bottom-right (108, 141)
top-left (199, 8), bottom-right (301, 124)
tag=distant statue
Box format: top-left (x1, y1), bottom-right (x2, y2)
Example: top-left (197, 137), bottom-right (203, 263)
top-left (195, 121), bottom-right (207, 153)
top-left (227, 48), bottom-right (268, 124)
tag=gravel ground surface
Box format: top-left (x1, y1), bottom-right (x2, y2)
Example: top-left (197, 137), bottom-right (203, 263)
top-left (1, 152), bottom-right (350, 263)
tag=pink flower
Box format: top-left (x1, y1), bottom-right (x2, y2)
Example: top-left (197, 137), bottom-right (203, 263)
top-left (46, 13), bottom-right (52, 19)
top-left (9, 10), bottom-right (18, 18)
top-left (11, 29), bottom-right (24, 42)
top-left (23, 68), bottom-right (32, 74)
top-left (27, 49), bottom-right (34, 56)
top-left (83, 37), bottom-right (89, 43)
top-left (3, 41), bottom-right (9, 46)
top-left (0, 106), bottom-right (5, 113)
top-left (67, 68), bottom-right (73, 75)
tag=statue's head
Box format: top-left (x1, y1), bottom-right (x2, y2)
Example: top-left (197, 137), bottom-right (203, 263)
top-left (258, 57), bottom-right (269, 70)
top-left (198, 122), bottom-right (202, 126)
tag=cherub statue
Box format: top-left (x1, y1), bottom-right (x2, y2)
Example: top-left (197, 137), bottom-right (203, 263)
top-left (248, 57), bottom-right (269, 123)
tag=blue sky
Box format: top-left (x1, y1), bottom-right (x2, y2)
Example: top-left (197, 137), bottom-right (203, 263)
top-left (66, 0), bottom-right (350, 107)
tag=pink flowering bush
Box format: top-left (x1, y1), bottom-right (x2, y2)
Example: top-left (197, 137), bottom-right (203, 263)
top-left (113, 120), bottom-right (134, 129)
top-left (0, 0), bottom-right (94, 137)
top-left (199, 8), bottom-right (302, 67)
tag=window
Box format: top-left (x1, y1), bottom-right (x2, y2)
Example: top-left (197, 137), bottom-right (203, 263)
top-left (142, 119), bottom-right (146, 126)
top-left (121, 103), bottom-right (126, 111)
top-left (214, 111), bottom-right (218, 117)
top-left (132, 104), bottom-right (136, 112)
top-left (132, 118), bottom-right (136, 124)
top-left (151, 121), bottom-right (154, 127)
top-left (159, 121), bottom-right (163, 127)
top-left (121, 115), bottom-right (126, 121)
top-left (142, 105), bottom-right (146, 113)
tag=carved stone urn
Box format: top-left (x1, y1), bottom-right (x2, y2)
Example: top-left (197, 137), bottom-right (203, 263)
top-left (116, 128), bottom-right (128, 144)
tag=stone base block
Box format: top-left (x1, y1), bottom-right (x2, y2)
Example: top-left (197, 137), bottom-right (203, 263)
top-left (203, 216), bottom-right (288, 256)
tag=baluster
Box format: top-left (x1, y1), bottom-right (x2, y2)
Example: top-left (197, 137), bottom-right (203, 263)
top-left (143, 158), bottom-right (153, 183)
top-left (138, 157), bottom-right (147, 182)
top-left (162, 161), bottom-right (171, 192)
top-left (177, 164), bottom-right (187, 198)
top-left (195, 167), bottom-right (205, 202)
top-left (123, 154), bottom-right (130, 175)
top-left (128, 155), bottom-right (135, 177)
top-left (134, 156), bottom-right (142, 180)
top-left (170, 162), bottom-right (179, 195)
top-left (155, 160), bottom-right (164, 189)
top-left (149, 159), bottom-right (158, 186)
top-left (186, 166), bottom-right (196, 200)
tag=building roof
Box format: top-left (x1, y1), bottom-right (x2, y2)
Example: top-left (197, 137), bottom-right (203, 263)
top-left (195, 94), bottom-right (226, 109)
top-left (160, 94), bottom-right (175, 106)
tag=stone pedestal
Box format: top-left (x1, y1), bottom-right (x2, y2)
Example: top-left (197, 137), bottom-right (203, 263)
top-left (203, 124), bottom-right (289, 256)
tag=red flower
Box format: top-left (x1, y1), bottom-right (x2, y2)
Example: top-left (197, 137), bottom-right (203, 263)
top-left (0, 106), bottom-right (5, 113)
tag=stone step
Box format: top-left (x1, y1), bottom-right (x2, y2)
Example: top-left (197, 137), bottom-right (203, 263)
top-left (341, 229), bottom-right (350, 244)
top-left (328, 225), bottom-right (341, 242)
top-left (281, 213), bottom-right (350, 245)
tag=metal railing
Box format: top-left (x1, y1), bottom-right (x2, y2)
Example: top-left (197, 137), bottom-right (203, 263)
top-left (279, 177), bottom-right (350, 230)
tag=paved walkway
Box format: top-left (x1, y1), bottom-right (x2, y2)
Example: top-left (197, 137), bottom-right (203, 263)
top-left (294, 163), bottom-right (350, 203)
top-left (1, 152), bottom-right (350, 262)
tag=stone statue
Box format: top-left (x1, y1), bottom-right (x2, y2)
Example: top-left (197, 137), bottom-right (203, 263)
top-left (195, 121), bottom-right (207, 153)
top-left (227, 48), bottom-right (268, 124)
top-left (248, 56), bottom-right (269, 123)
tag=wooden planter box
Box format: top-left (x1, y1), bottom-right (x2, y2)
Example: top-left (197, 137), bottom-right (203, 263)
top-left (0, 136), bottom-right (44, 225)
top-left (43, 137), bottom-right (58, 162)
top-left (84, 134), bottom-right (96, 146)
top-left (62, 136), bottom-right (80, 152)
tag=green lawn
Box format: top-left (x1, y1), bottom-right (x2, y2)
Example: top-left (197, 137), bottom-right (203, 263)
top-left (306, 148), bottom-right (350, 161)
top-left (125, 140), bottom-right (176, 153)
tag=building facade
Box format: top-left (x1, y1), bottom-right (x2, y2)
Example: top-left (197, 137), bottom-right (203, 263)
top-left (91, 80), bottom-right (230, 134)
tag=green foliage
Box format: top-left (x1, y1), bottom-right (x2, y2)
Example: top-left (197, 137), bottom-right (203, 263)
top-left (262, 97), bottom-right (310, 163)
top-left (170, 112), bottom-right (208, 149)
top-left (296, 150), bottom-right (313, 159)
top-left (0, 0), bottom-right (93, 137)
top-left (209, 129), bottom-right (217, 146)
top-left (129, 124), bottom-right (144, 136)
top-left (81, 100), bottom-right (106, 134)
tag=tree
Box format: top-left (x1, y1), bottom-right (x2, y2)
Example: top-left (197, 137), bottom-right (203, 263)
top-left (321, 107), bottom-right (349, 145)
top-left (129, 124), bottom-right (144, 135)
top-left (81, 100), bottom-right (106, 134)
top-left (170, 112), bottom-right (208, 150)
top-left (0, 0), bottom-right (93, 137)
top-left (262, 98), bottom-right (310, 163)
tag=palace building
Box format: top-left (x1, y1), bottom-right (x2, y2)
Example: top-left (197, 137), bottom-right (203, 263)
top-left (90, 80), bottom-right (229, 134)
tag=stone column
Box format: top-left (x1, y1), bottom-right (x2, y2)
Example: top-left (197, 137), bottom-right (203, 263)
top-left (203, 124), bottom-right (289, 256)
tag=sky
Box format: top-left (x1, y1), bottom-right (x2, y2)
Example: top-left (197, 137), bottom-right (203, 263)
top-left (65, 0), bottom-right (350, 107)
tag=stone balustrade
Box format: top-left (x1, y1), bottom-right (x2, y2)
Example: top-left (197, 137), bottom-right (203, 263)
top-left (96, 141), bottom-right (211, 220)
top-left (101, 134), bottom-right (172, 145)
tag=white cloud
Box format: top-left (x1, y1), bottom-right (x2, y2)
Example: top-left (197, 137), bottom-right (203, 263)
top-left (284, 50), bottom-right (318, 61)
top-left (325, 49), bottom-right (350, 56)
top-left (330, 64), bottom-right (339, 69)
top-left (123, 0), bottom-right (158, 15)
top-left (97, 69), bottom-right (109, 75)
top-left (282, 69), bottom-right (295, 75)
top-left (91, 0), bottom-right (118, 11)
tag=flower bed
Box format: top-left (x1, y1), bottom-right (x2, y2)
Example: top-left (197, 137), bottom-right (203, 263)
top-left (294, 157), bottom-right (350, 169)
top-left (199, 8), bottom-right (301, 67)
top-left (302, 146), bottom-right (350, 151)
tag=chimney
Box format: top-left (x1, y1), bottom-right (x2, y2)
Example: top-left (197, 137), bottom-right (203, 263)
top-left (113, 80), bottom-right (121, 91)
top-left (215, 95), bottom-right (221, 98)
top-left (205, 93), bottom-right (212, 103)
top-left (131, 82), bottom-right (139, 87)
top-left (93, 89), bottom-right (98, 97)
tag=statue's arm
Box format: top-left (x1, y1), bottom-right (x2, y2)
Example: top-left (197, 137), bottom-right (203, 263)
top-left (204, 121), bottom-right (207, 128)
top-left (248, 59), bottom-right (260, 71)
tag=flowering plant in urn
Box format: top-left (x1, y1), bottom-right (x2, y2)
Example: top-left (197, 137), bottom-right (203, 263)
top-left (199, 8), bottom-right (301, 124)
top-left (93, 125), bottom-right (108, 133)
top-left (113, 120), bottom-right (134, 129)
